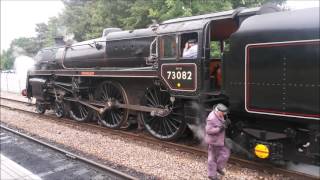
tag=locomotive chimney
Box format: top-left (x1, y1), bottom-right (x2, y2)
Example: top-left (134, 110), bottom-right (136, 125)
top-left (54, 36), bottom-right (65, 46)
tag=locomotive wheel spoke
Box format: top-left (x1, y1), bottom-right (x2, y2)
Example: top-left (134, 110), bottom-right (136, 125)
top-left (69, 101), bottom-right (92, 122)
top-left (167, 118), bottom-right (179, 130)
top-left (140, 86), bottom-right (186, 141)
top-left (147, 90), bottom-right (158, 105)
top-left (145, 95), bottom-right (157, 107)
top-left (94, 81), bottom-right (128, 129)
top-left (165, 118), bottom-right (175, 134)
top-left (162, 119), bottom-right (169, 136)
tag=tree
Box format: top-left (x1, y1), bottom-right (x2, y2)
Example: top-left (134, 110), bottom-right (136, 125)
top-left (60, 0), bottom-right (133, 41)
top-left (35, 23), bottom-right (49, 48)
top-left (46, 17), bottom-right (66, 46)
top-left (0, 49), bottom-right (14, 70)
top-left (58, 0), bottom-right (286, 41)
top-left (1, 36), bottom-right (43, 70)
top-left (229, 0), bottom-right (285, 8)
top-left (60, 3), bottom-right (91, 41)
top-left (122, 0), bottom-right (232, 29)
top-left (84, 0), bottom-right (133, 39)
top-left (10, 37), bottom-right (40, 56)
top-left (1, 0), bottom-right (287, 70)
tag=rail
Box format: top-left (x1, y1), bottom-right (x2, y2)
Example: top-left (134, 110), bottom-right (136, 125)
top-left (0, 97), bottom-right (318, 180)
top-left (0, 124), bottom-right (138, 180)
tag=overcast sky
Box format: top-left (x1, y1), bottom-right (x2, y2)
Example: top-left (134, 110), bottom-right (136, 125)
top-left (1, 0), bottom-right (64, 51)
top-left (1, 0), bottom-right (319, 51)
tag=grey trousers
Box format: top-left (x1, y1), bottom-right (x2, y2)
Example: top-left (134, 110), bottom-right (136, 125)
top-left (208, 144), bottom-right (230, 178)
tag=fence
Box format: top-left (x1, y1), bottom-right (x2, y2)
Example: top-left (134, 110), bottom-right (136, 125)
top-left (1, 72), bottom-right (26, 93)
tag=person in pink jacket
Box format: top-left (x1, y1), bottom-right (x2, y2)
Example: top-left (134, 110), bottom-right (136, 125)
top-left (205, 104), bottom-right (230, 180)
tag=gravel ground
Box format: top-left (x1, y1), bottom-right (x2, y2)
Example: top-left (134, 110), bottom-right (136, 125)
top-left (1, 99), bottom-right (36, 112)
top-left (0, 107), bottom-right (292, 180)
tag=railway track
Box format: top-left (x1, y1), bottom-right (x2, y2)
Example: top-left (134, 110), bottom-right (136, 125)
top-left (0, 124), bottom-right (137, 180)
top-left (0, 96), bottom-right (33, 105)
top-left (0, 97), bottom-right (318, 180)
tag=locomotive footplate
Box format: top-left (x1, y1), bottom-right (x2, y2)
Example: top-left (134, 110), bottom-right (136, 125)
top-left (28, 69), bottom-right (158, 78)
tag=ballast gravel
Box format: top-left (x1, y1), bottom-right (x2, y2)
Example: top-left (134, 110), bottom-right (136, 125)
top-left (0, 94), bottom-right (291, 179)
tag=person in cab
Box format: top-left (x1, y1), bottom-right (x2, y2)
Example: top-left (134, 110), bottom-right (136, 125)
top-left (183, 39), bottom-right (198, 58)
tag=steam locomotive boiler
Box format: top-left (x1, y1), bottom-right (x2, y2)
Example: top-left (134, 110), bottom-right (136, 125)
top-left (26, 6), bottom-right (319, 165)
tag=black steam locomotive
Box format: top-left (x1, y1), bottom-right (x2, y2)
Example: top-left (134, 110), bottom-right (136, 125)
top-left (26, 6), bottom-right (319, 165)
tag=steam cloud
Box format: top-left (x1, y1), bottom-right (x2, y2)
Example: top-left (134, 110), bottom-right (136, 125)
top-left (1, 55), bottom-right (35, 93)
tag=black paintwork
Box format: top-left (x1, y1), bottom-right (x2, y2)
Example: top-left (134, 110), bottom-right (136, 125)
top-left (224, 8), bottom-right (320, 120)
top-left (27, 7), bottom-right (320, 165)
top-left (34, 29), bottom-right (156, 69)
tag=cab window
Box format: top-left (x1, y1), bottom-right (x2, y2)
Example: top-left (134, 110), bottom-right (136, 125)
top-left (180, 32), bottom-right (198, 59)
top-left (160, 35), bottom-right (176, 59)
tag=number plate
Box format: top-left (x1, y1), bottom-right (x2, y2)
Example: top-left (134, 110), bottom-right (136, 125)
top-left (160, 63), bottom-right (197, 92)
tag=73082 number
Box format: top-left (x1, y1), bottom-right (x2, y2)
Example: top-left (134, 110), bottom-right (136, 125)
top-left (166, 71), bottom-right (192, 80)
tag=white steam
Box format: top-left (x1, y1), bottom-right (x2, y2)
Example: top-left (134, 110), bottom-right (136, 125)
top-left (187, 102), bottom-right (207, 145)
top-left (14, 56), bottom-right (35, 92)
top-left (1, 56), bottom-right (35, 93)
top-left (14, 55), bottom-right (35, 78)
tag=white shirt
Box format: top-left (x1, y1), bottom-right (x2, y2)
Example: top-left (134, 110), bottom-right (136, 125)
top-left (183, 44), bottom-right (198, 58)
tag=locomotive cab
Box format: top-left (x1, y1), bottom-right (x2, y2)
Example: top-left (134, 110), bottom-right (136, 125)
top-left (203, 8), bottom-right (260, 94)
top-left (203, 18), bottom-right (239, 92)
top-left (156, 8), bottom-right (259, 97)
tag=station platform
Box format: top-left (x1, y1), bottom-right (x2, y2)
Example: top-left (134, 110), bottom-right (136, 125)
top-left (1, 154), bottom-right (42, 180)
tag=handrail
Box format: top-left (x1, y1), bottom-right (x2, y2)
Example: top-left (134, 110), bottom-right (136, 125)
top-left (40, 40), bottom-right (107, 52)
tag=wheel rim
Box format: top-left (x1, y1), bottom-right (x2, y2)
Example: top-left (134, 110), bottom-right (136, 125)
top-left (141, 86), bottom-right (186, 140)
top-left (69, 101), bottom-right (91, 122)
top-left (95, 81), bottom-right (128, 128)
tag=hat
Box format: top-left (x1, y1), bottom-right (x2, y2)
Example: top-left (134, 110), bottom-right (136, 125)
top-left (214, 103), bottom-right (228, 113)
top-left (187, 39), bottom-right (197, 44)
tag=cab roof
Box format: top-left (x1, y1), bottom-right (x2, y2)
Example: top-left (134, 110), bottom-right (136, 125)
top-left (157, 7), bottom-right (259, 34)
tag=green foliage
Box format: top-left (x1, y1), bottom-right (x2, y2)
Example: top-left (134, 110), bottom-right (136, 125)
top-left (210, 41), bottom-right (221, 58)
top-left (45, 17), bottom-right (64, 46)
top-left (0, 49), bottom-right (14, 70)
top-left (60, 0), bottom-right (133, 41)
top-left (122, 0), bottom-right (232, 29)
top-left (229, 0), bottom-right (285, 8)
top-left (10, 37), bottom-right (41, 56)
top-left (35, 23), bottom-right (49, 48)
top-left (60, 2), bottom-right (92, 41)
top-left (0, 37), bottom-right (42, 70)
top-left (60, 0), bottom-right (285, 41)
top-left (1, 0), bottom-right (286, 70)
top-left (34, 0), bottom-right (288, 43)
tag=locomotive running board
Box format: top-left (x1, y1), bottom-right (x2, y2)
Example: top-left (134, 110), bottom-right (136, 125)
top-left (64, 98), bottom-right (169, 117)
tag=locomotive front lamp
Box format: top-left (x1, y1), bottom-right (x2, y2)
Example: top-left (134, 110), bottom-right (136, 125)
top-left (254, 144), bottom-right (270, 159)
top-left (176, 82), bottom-right (181, 88)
